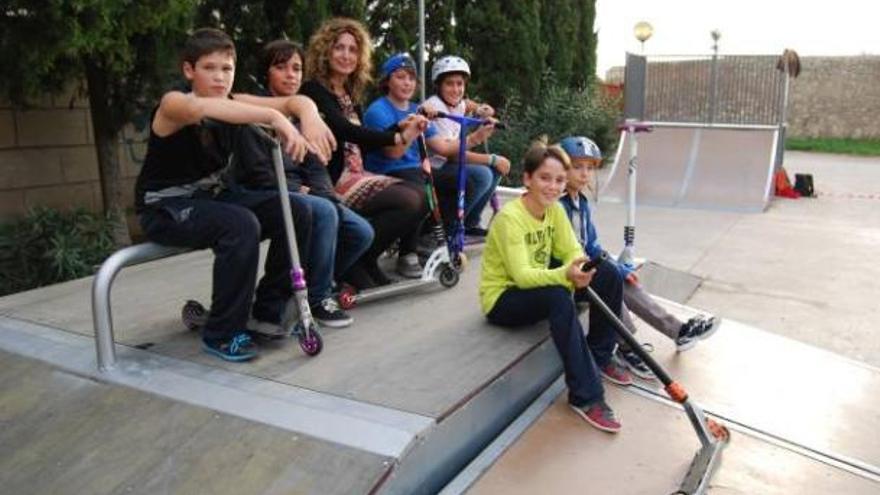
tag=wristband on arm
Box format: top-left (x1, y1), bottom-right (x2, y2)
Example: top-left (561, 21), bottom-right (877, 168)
top-left (488, 154), bottom-right (497, 168)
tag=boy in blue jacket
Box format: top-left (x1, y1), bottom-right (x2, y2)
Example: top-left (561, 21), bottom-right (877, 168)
top-left (559, 136), bottom-right (718, 379)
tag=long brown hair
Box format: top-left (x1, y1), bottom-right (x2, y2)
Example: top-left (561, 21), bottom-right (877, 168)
top-left (305, 17), bottom-right (373, 102)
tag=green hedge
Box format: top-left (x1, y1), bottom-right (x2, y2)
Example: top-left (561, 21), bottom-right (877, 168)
top-left (0, 208), bottom-right (118, 296)
top-left (488, 73), bottom-right (621, 186)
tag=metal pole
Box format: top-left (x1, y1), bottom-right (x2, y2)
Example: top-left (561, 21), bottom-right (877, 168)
top-left (419, 0), bottom-right (426, 102)
top-left (708, 30), bottom-right (721, 124)
top-left (775, 71), bottom-right (791, 168)
top-left (619, 124), bottom-right (638, 266)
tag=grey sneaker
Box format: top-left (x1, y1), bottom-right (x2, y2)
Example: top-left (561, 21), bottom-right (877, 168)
top-left (675, 315), bottom-right (719, 352)
top-left (396, 253), bottom-right (423, 278)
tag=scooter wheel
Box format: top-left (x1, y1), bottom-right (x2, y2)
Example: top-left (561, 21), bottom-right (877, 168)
top-left (439, 264), bottom-right (460, 288)
top-left (298, 323), bottom-right (323, 356)
top-left (181, 300), bottom-right (206, 331)
top-left (338, 285), bottom-right (357, 310)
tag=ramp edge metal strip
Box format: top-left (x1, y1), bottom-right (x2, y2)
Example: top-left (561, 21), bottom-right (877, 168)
top-left (0, 316), bottom-right (432, 458)
top-left (438, 377), bottom-right (566, 495)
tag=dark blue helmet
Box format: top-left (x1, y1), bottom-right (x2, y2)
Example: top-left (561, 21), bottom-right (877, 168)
top-left (560, 136), bottom-right (602, 161)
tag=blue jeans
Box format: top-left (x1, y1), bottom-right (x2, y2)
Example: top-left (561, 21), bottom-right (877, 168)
top-left (336, 204), bottom-right (374, 278)
top-left (296, 194), bottom-right (373, 304)
top-left (464, 164), bottom-right (499, 228)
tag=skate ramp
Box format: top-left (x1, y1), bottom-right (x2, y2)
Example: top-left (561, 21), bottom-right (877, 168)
top-left (0, 249), bottom-right (564, 494)
top-left (450, 302), bottom-right (880, 494)
top-left (599, 123), bottom-right (779, 212)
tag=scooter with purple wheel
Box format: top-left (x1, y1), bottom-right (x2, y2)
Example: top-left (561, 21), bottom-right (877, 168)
top-left (182, 125), bottom-right (323, 357)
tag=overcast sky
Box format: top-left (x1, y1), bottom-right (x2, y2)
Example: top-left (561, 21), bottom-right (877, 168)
top-left (595, 0), bottom-right (880, 77)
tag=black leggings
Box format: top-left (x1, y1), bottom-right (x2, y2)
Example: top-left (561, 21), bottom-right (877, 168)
top-left (356, 181), bottom-right (427, 260)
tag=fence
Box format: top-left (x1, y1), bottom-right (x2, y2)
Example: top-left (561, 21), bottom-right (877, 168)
top-left (625, 53), bottom-right (787, 126)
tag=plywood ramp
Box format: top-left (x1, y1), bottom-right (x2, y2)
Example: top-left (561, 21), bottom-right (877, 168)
top-left (628, 305), bottom-right (880, 468)
top-left (468, 387), bottom-right (879, 494)
top-left (466, 302), bottom-right (880, 494)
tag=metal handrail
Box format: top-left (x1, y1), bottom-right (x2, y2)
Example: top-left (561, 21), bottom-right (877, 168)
top-left (91, 242), bottom-right (190, 371)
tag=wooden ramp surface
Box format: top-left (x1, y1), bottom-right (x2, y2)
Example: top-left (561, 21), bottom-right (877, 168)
top-left (0, 250), bottom-right (545, 418)
top-left (466, 301), bottom-right (880, 494)
top-left (0, 351), bottom-right (387, 495)
top-left (468, 388), bottom-right (879, 494)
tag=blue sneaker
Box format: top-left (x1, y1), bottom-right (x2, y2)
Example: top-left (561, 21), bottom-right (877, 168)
top-left (202, 332), bottom-right (258, 362)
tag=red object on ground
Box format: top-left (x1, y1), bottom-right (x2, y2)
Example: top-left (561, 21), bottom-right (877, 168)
top-left (775, 168), bottom-right (801, 198)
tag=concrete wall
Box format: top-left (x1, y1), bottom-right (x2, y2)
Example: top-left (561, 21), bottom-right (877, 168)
top-left (0, 85), bottom-right (145, 223)
top-left (605, 55), bottom-right (880, 139)
top-left (787, 56), bottom-right (880, 139)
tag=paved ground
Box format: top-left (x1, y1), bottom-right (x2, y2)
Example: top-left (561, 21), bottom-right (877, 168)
top-left (592, 151), bottom-right (880, 368)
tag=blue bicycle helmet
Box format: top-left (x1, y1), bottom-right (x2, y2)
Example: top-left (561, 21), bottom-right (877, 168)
top-left (560, 136), bottom-right (602, 161)
top-left (380, 52), bottom-right (417, 80)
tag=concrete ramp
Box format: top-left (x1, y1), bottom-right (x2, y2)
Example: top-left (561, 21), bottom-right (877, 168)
top-left (599, 123), bottom-right (779, 212)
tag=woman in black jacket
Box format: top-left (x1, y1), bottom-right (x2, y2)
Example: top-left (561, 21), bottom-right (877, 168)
top-left (300, 17), bottom-right (429, 285)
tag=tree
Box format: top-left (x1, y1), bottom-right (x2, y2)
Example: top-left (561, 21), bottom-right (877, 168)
top-left (0, 1), bottom-right (196, 246)
top-left (570, 0), bottom-right (598, 87)
top-left (541, 0), bottom-right (578, 86)
top-left (458, 0), bottom-right (546, 105)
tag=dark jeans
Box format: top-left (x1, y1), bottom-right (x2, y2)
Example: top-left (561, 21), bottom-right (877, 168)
top-left (215, 187), bottom-right (313, 320)
top-left (139, 193), bottom-right (307, 340)
top-left (487, 260), bottom-right (622, 407)
top-left (575, 258), bottom-right (625, 366)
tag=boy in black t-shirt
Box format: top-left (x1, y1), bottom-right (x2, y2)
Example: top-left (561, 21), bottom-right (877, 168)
top-left (135, 28), bottom-right (336, 361)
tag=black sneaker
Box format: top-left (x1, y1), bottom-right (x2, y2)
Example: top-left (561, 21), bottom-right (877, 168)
top-left (675, 315), bottom-right (719, 352)
top-left (616, 346), bottom-right (656, 381)
top-left (311, 297), bottom-right (353, 328)
top-left (202, 332), bottom-right (259, 362)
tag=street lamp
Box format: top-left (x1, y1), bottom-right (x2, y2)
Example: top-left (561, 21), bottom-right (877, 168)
top-left (634, 21), bottom-right (654, 53)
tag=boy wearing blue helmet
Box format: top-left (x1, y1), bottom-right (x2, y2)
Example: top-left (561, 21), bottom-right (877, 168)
top-left (559, 136), bottom-right (719, 379)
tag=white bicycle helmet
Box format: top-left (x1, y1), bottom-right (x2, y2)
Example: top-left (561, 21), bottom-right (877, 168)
top-left (431, 55), bottom-right (471, 84)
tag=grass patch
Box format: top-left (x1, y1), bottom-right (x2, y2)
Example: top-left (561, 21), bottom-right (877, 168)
top-left (786, 137), bottom-right (880, 156)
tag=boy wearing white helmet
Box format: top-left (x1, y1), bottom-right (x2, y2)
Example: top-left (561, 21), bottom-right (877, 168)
top-left (423, 55), bottom-right (511, 237)
top-left (559, 136), bottom-right (719, 379)
top-left (363, 52), bottom-right (491, 274)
